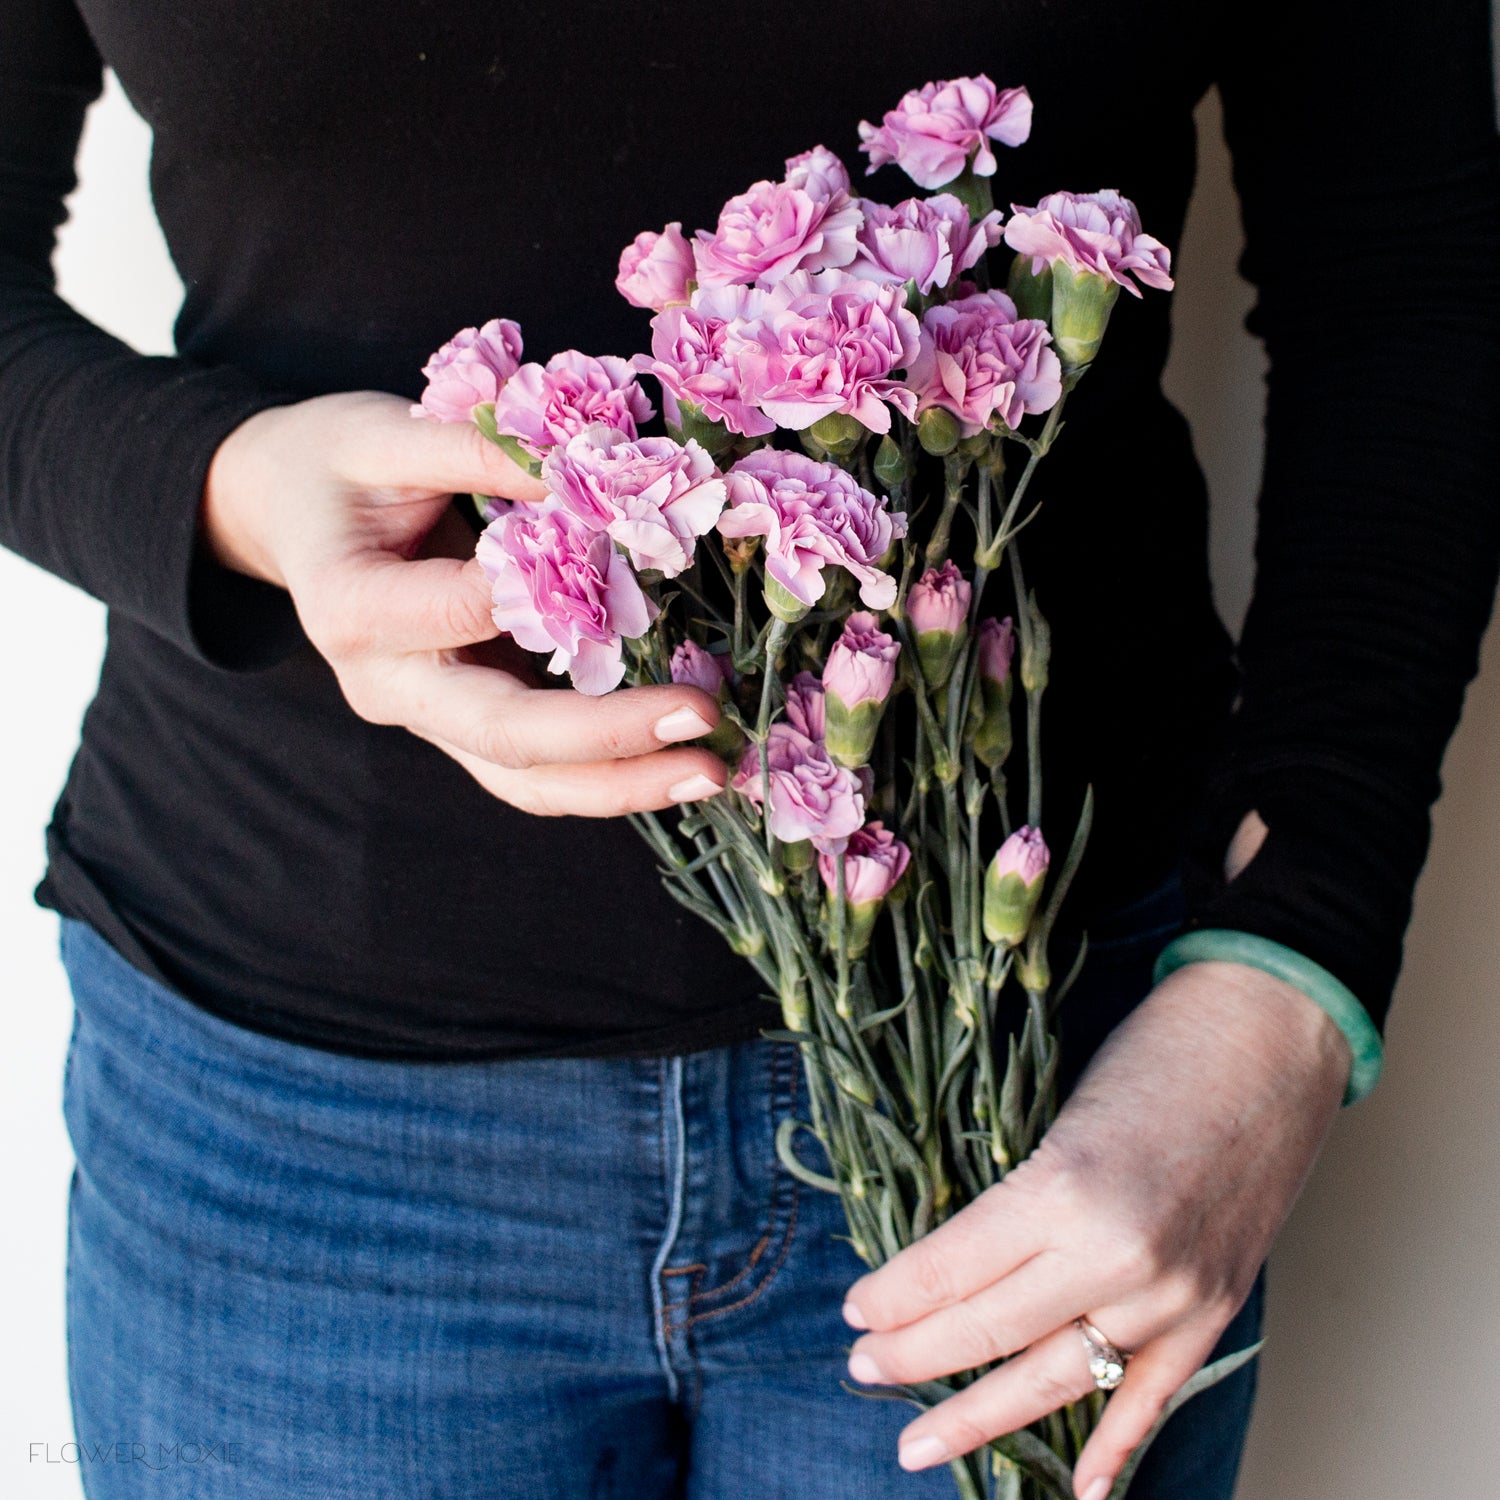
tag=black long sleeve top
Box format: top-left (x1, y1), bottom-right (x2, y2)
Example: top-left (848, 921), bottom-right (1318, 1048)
top-left (3, 0), bottom-right (1497, 1059)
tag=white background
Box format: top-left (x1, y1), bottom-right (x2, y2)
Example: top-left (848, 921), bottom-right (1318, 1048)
top-left (3, 60), bottom-right (1499, 1498)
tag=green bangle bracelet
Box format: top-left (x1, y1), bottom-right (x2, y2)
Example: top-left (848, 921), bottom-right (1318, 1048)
top-left (1152, 928), bottom-right (1384, 1106)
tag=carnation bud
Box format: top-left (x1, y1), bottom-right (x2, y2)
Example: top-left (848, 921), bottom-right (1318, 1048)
top-left (722, 534), bottom-right (760, 574)
top-left (823, 612), bottom-right (900, 768)
top-left (808, 412), bottom-right (866, 458)
top-left (1047, 261), bottom-right (1121, 371)
top-left (907, 561), bottom-right (972, 690)
top-left (1020, 593), bottom-right (1050, 694)
top-left (970, 616), bottom-right (1016, 769)
top-left (818, 822), bottom-right (912, 959)
top-left (917, 406), bottom-right (961, 457)
top-left (873, 435), bottom-right (909, 492)
top-left (983, 826), bottom-right (1049, 948)
top-left (670, 640), bottom-right (732, 699)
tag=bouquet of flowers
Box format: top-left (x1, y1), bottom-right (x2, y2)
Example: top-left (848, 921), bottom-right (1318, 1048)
top-left (418, 73), bottom-right (1251, 1500)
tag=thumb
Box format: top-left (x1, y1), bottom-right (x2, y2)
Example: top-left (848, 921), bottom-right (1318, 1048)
top-left (337, 551), bottom-right (501, 655)
top-left (376, 405), bottom-right (550, 504)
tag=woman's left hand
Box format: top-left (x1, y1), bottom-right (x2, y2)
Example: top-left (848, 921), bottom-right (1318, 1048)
top-left (840, 959), bottom-right (1350, 1499)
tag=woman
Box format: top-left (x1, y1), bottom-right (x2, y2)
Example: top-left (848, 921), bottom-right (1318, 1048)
top-left (3, 1), bottom-right (1497, 1497)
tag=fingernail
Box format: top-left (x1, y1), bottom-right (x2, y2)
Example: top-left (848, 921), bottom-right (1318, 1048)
top-left (668, 774), bottom-right (722, 804)
top-left (655, 706), bottom-right (714, 743)
top-left (842, 1299), bottom-right (869, 1330)
top-left (847, 1351), bottom-right (883, 1385)
top-left (1080, 1477), bottom-right (1111, 1500)
top-left (898, 1435), bottom-right (950, 1471)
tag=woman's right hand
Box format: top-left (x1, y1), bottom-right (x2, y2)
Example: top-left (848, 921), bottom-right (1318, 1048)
top-left (201, 391), bottom-right (728, 816)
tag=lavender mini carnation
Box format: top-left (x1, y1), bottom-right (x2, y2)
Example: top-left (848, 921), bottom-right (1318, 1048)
top-left (615, 222), bottom-right (696, 313)
top-left (477, 499), bottom-right (656, 696)
top-left (859, 75), bottom-right (1033, 191)
top-left (693, 176), bottom-right (862, 290)
top-left (727, 269), bottom-right (920, 436)
top-left (906, 289), bottom-right (1061, 435)
top-left (781, 146), bottom-right (853, 205)
top-left (541, 426), bottom-right (726, 578)
top-left (717, 448), bottom-right (907, 613)
top-left (818, 821), bottom-right (911, 906)
top-left (634, 285), bottom-right (777, 439)
top-left (1004, 189), bottom-right (1174, 296)
top-left (731, 723), bottom-right (866, 852)
top-left (847, 194), bottom-right (1003, 296)
top-left (784, 670), bottom-right (828, 741)
top-left (492, 350), bottom-right (655, 460)
top-left (412, 318), bottom-right (523, 423)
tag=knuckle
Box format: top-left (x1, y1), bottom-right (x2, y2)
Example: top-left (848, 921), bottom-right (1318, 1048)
top-left (1156, 1266), bottom-right (1210, 1319)
top-left (950, 1304), bottom-right (1013, 1369)
top-left (473, 720), bottom-right (528, 770)
top-left (1030, 1364), bottom-right (1091, 1413)
top-left (593, 713), bottom-right (640, 761)
top-left (937, 1408), bottom-right (994, 1460)
top-left (907, 1245), bottom-right (958, 1310)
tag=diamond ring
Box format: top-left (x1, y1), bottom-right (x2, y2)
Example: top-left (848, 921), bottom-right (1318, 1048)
top-left (1076, 1317), bottom-right (1130, 1391)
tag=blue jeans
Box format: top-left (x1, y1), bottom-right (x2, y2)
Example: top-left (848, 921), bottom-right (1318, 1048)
top-left (59, 896), bottom-right (1259, 1500)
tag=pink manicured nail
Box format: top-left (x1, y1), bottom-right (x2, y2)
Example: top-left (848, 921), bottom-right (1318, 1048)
top-left (847, 1352), bottom-right (883, 1385)
top-left (841, 1299), bottom-right (869, 1329)
top-left (1080, 1477), bottom-right (1111, 1500)
top-left (899, 1435), bottom-right (950, 1471)
top-left (655, 707), bottom-right (714, 742)
top-left (668, 774), bottom-right (722, 804)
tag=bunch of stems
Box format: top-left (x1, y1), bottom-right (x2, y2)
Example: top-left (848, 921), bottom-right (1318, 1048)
top-left (626, 387), bottom-right (1112, 1500)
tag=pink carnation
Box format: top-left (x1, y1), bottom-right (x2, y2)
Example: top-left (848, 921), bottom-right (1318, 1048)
top-left (693, 178), bottom-right (862, 290)
top-left (977, 616), bottom-right (1016, 684)
top-left (727, 269), bottom-right (920, 435)
top-left (905, 289), bottom-right (1062, 435)
top-left (633, 286), bottom-right (777, 439)
top-left (847, 194), bottom-right (1003, 296)
top-left (476, 499), bottom-right (656, 696)
top-left (717, 448), bottom-right (907, 611)
top-left (823, 611), bottom-right (900, 710)
top-left (992, 824), bottom-right (1050, 886)
top-left (1004, 190), bottom-right (1174, 297)
top-left (670, 641), bottom-right (733, 696)
top-left (784, 670), bottom-right (827, 741)
top-left (616, 222), bottom-right (696, 313)
top-left (818, 821), bottom-right (911, 905)
top-left (492, 350), bottom-right (655, 459)
top-left (907, 561), bottom-right (972, 637)
top-left (541, 426), bottom-right (727, 578)
top-left (858, 76), bottom-right (1033, 191)
top-left (731, 723), bottom-right (866, 851)
top-left (412, 318), bottom-right (523, 423)
top-left (782, 146), bottom-right (852, 205)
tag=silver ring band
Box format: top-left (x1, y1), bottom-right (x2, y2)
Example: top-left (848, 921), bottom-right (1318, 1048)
top-left (1076, 1317), bottom-right (1130, 1391)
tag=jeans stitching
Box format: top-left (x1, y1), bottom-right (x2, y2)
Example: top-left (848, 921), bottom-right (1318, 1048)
top-left (680, 1045), bottom-right (801, 1330)
top-left (664, 1040), bottom-right (793, 1317)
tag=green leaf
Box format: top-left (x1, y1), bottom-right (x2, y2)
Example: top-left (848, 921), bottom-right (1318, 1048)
top-left (1107, 1343), bottom-right (1265, 1499)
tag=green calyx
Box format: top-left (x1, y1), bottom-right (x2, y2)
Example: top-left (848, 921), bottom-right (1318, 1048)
top-left (1048, 261), bottom-right (1121, 372)
top-left (764, 576), bottom-right (811, 623)
top-left (824, 691), bottom-right (888, 769)
top-left (807, 411), bottom-right (866, 458)
top-left (983, 866), bottom-right (1044, 948)
top-left (916, 628), bottom-right (965, 691)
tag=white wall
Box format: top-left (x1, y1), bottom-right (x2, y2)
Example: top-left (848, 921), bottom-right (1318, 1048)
top-left (2, 65), bottom-right (1498, 1500)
